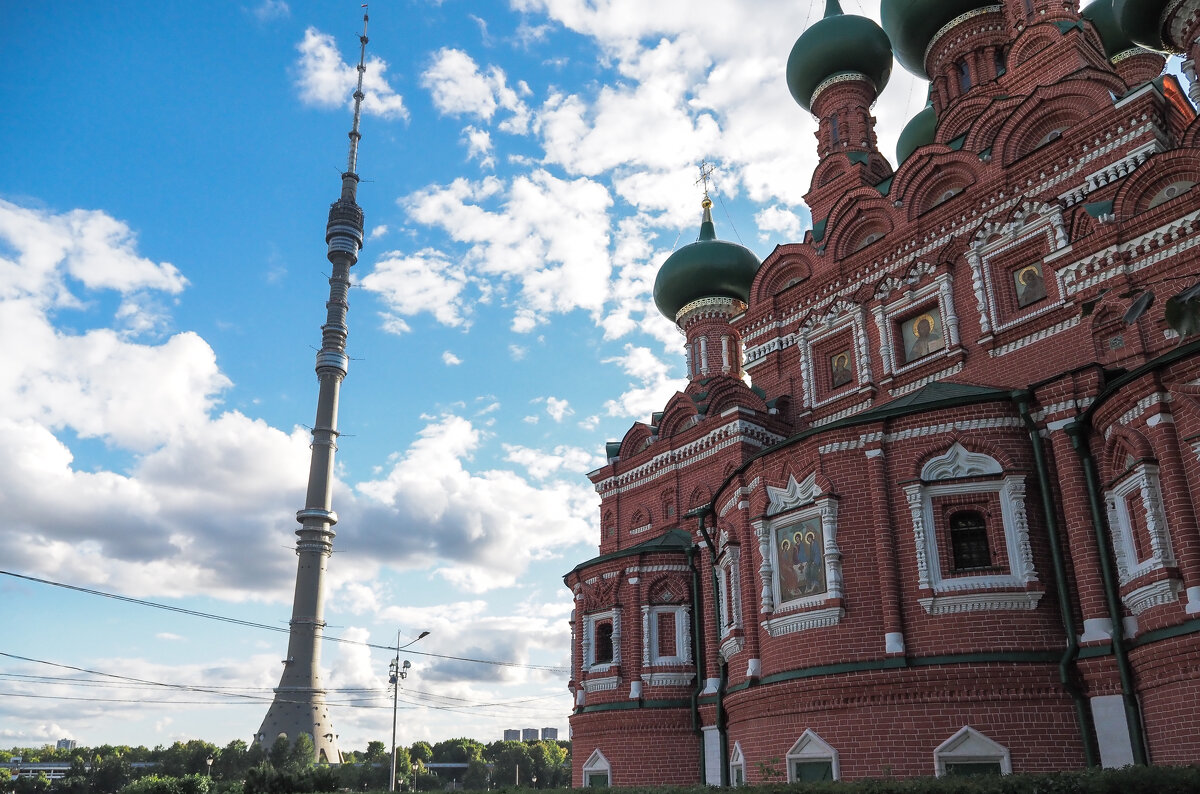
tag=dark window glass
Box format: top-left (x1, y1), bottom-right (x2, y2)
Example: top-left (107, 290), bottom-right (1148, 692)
top-left (594, 622), bottom-right (614, 664)
top-left (792, 761), bottom-right (833, 782)
top-left (993, 48), bottom-right (1006, 77)
top-left (957, 61), bottom-right (972, 93)
top-left (946, 761), bottom-right (1003, 777)
top-left (830, 116), bottom-right (840, 144)
top-left (951, 511), bottom-right (991, 570)
top-left (586, 773), bottom-right (609, 788)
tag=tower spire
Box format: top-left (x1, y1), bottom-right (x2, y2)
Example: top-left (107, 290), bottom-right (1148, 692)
top-left (254, 8), bottom-right (371, 765)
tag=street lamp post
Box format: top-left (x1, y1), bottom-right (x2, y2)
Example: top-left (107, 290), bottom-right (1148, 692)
top-left (389, 630), bottom-right (430, 792)
top-left (205, 756), bottom-right (213, 778)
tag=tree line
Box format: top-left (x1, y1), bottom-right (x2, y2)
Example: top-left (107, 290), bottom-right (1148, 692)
top-left (0, 737), bottom-right (570, 794)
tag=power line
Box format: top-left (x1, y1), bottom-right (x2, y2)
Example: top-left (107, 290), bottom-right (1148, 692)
top-left (0, 569), bottom-right (568, 673)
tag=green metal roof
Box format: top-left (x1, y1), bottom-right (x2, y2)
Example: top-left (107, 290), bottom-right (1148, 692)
top-left (786, 1), bottom-right (893, 111)
top-left (1084, 200), bottom-right (1114, 218)
top-left (565, 529), bottom-right (693, 580)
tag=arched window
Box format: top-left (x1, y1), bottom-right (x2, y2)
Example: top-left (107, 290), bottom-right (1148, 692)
top-left (950, 511), bottom-right (991, 570)
top-left (830, 116), bottom-right (841, 144)
top-left (957, 61), bottom-right (972, 93)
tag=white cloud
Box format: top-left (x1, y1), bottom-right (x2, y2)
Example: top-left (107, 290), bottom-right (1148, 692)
top-left (545, 396), bottom-right (573, 422)
top-left (295, 27), bottom-right (408, 120)
top-left (404, 171), bottom-right (613, 324)
top-left (462, 125), bottom-right (496, 168)
top-left (251, 0), bottom-right (289, 22)
top-left (370, 224), bottom-right (389, 239)
top-left (602, 344), bottom-right (686, 420)
top-left (359, 247), bottom-right (473, 330)
top-left (442, 351), bottom-right (463, 366)
top-left (503, 443), bottom-right (602, 480)
top-left (352, 414), bottom-right (597, 592)
top-left (421, 49), bottom-right (530, 133)
top-left (755, 204), bottom-right (806, 241)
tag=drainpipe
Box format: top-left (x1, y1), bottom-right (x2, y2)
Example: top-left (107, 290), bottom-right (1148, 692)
top-left (694, 509), bottom-right (729, 787)
top-left (687, 543), bottom-right (706, 782)
top-left (1014, 391), bottom-right (1098, 767)
top-left (1064, 421), bottom-right (1149, 766)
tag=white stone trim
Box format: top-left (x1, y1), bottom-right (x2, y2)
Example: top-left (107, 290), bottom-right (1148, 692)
top-left (717, 545), bottom-right (743, 640)
top-left (640, 671), bottom-right (695, 687)
top-left (785, 729), bottom-right (840, 782)
top-left (922, 442), bottom-right (1003, 480)
top-left (762, 604), bottom-right (845, 637)
top-left (581, 676), bottom-right (619, 693)
top-left (795, 300), bottom-right (873, 409)
top-left (582, 608), bottom-right (621, 672)
top-left (1123, 577), bottom-right (1181, 616)
top-left (934, 726), bottom-right (1011, 777)
top-left (919, 591), bottom-right (1043, 614)
top-left (582, 749), bottom-right (611, 788)
top-left (1105, 463), bottom-right (1176, 585)
top-left (643, 604), bottom-right (692, 667)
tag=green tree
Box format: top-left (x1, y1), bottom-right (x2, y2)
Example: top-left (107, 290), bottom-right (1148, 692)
top-left (407, 743), bottom-right (432, 764)
top-left (285, 735), bottom-right (314, 771)
top-left (487, 743), bottom-right (532, 788)
top-left (266, 738), bottom-right (289, 772)
top-left (212, 741), bottom-right (248, 782)
top-left (363, 742), bottom-right (387, 764)
top-left (430, 739), bottom-right (483, 765)
top-left (462, 761), bottom-right (489, 791)
top-left (0, 769), bottom-right (13, 794)
top-left (14, 773), bottom-right (50, 794)
top-left (91, 756), bottom-right (132, 794)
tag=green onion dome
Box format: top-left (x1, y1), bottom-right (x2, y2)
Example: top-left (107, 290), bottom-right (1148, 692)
top-left (881, 0), bottom-right (996, 78)
top-left (896, 102), bottom-right (937, 163)
top-left (653, 199), bottom-right (761, 321)
top-left (1082, 0), bottom-right (1140, 58)
top-left (786, 0), bottom-right (893, 112)
top-left (1111, 0), bottom-right (1171, 52)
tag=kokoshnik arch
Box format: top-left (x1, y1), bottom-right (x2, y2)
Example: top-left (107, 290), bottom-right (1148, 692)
top-left (566, 0), bottom-right (1200, 784)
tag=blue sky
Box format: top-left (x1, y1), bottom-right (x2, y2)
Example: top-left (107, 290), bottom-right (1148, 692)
top-left (1, 0), bottom-right (1172, 753)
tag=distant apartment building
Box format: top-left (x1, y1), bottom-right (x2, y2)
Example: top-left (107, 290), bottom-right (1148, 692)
top-left (55, 740), bottom-right (76, 752)
top-left (541, 728), bottom-right (558, 741)
top-left (503, 730), bottom-right (521, 742)
top-left (521, 729), bottom-right (539, 742)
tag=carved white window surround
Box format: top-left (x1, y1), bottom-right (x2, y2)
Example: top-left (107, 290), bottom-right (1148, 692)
top-left (729, 743), bottom-right (746, 787)
top-left (582, 749), bottom-right (612, 788)
top-left (905, 443), bottom-right (1041, 615)
top-left (934, 726), bottom-right (1011, 777)
top-left (1105, 463), bottom-right (1180, 614)
top-left (967, 203), bottom-right (1067, 339)
top-left (795, 301), bottom-right (873, 409)
top-left (717, 545), bottom-right (743, 639)
top-left (753, 473), bottom-right (844, 637)
top-left (871, 273), bottom-right (960, 379)
top-left (642, 604), bottom-right (692, 667)
top-left (786, 730), bottom-right (840, 782)
top-left (582, 608), bottom-right (621, 673)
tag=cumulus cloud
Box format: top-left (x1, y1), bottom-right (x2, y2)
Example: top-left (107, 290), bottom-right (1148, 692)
top-left (358, 248), bottom-right (474, 330)
top-left (442, 351), bottom-right (463, 366)
top-left (351, 414), bottom-right (597, 592)
top-left (421, 48), bottom-right (531, 133)
top-left (250, 0), bottom-right (289, 22)
top-left (295, 27), bottom-right (408, 120)
top-left (602, 344), bottom-right (686, 420)
top-left (545, 396), bottom-right (573, 422)
top-left (403, 171), bottom-right (613, 324)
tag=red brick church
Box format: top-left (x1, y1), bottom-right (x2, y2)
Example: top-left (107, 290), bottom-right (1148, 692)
top-left (566, 0), bottom-right (1200, 784)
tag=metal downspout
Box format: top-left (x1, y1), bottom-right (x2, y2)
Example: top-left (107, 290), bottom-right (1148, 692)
top-left (1014, 392), bottom-right (1098, 767)
top-left (694, 509), bottom-right (729, 787)
top-left (1064, 421), bottom-right (1149, 766)
top-left (687, 544), bottom-right (706, 782)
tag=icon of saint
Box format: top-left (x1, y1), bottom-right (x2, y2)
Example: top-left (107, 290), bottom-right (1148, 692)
top-left (1016, 264), bottom-right (1047, 307)
top-left (830, 352), bottom-right (852, 388)
top-left (906, 312), bottom-right (943, 361)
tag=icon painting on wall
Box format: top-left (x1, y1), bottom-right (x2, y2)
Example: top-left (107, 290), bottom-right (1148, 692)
top-left (830, 351), bottom-right (853, 388)
top-left (776, 517), bottom-right (826, 600)
top-left (902, 308), bottom-right (945, 362)
top-left (1014, 263), bottom-right (1047, 307)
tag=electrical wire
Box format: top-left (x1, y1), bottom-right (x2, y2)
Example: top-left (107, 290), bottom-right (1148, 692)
top-left (0, 569), bottom-right (568, 673)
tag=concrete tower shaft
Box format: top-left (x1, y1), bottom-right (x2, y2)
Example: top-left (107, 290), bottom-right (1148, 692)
top-left (254, 10), bottom-right (370, 765)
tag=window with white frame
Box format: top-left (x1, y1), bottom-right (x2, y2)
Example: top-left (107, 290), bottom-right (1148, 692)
top-left (903, 443), bottom-right (1041, 614)
top-left (582, 749), bottom-right (611, 787)
top-left (753, 473), bottom-right (843, 637)
top-left (582, 609), bottom-right (620, 672)
top-left (786, 730), bottom-right (839, 782)
top-left (934, 726), bottom-right (1010, 777)
top-left (1105, 462), bottom-right (1180, 614)
top-left (644, 605), bottom-right (691, 665)
top-left (717, 545), bottom-right (742, 638)
top-left (729, 742), bottom-right (745, 786)
top-left (870, 264), bottom-right (961, 379)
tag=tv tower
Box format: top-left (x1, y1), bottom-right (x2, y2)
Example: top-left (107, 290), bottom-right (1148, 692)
top-left (254, 9), bottom-right (371, 764)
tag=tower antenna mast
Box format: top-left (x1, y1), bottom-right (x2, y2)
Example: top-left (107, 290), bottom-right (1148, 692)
top-left (254, 7), bottom-right (370, 764)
